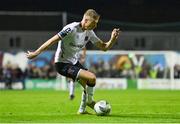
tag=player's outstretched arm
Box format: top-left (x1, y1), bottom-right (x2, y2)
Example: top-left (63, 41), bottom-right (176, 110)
top-left (95, 28), bottom-right (121, 51)
top-left (26, 34), bottom-right (61, 59)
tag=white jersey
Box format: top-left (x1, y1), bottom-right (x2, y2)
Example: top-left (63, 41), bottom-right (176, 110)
top-left (54, 22), bottom-right (100, 64)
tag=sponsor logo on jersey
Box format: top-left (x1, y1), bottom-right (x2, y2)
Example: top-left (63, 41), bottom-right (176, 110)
top-left (69, 42), bottom-right (84, 49)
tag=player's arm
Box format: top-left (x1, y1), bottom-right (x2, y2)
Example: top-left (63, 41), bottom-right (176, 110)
top-left (26, 34), bottom-right (61, 59)
top-left (95, 28), bottom-right (121, 51)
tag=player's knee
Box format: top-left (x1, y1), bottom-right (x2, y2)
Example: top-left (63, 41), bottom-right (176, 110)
top-left (87, 73), bottom-right (96, 87)
top-left (87, 81), bottom-right (96, 87)
top-left (87, 83), bottom-right (95, 87)
top-left (90, 73), bottom-right (96, 82)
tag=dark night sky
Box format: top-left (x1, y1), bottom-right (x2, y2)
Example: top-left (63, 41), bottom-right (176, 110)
top-left (1, 0), bottom-right (180, 23)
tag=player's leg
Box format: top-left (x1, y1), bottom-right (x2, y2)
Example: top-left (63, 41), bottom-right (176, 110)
top-left (55, 62), bottom-right (95, 114)
top-left (77, 79), bottom-right (87, 114)
top-left (77, 69), bottom-right (96, 109)
top-left (69, 80), bottom-right (75, 100)
top-left (73, 61), bottom-right (96, 109)
top-left (67, 78), bottom-right (75, 100)
top-left (77, 78), bottom-right (95, 114)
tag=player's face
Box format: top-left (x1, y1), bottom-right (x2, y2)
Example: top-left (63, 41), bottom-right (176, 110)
top-left (85, 17), bottom-right (99, 30)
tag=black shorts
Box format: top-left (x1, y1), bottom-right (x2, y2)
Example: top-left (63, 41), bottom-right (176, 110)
top-left (55, 61), bottom-right (87, 81)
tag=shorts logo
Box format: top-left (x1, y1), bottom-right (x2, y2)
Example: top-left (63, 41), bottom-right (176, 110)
top-left (68, 68), bottom-right (75, 75)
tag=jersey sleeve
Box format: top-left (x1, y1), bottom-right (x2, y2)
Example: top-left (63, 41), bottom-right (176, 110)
top-left (89, 30), bottom-right (101, 44)
top-left (58, 24), bottom-right (73, 39)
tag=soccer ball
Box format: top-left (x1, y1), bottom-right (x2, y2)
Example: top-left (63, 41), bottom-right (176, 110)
top-left (94, 100), bottom-right (111, 116)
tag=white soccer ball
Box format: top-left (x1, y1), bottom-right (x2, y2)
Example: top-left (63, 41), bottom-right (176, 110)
top-left (94, 100), bottom-right (111, 116)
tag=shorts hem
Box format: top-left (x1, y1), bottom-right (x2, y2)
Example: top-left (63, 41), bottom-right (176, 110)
top-left (76, 69), bottom-right (82, 80)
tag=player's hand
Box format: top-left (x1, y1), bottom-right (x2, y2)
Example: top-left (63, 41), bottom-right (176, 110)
top-left (26, 51), bottom-right (39, 59)
top-left (111, 28), bottom-right (121, 41)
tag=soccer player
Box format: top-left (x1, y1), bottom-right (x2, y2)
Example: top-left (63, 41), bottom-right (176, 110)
top-left (26, 9), bottom-right (121, 114)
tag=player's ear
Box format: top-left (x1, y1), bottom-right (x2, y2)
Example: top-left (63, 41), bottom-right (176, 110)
top-left (84, 18), bottom-right (88, 23)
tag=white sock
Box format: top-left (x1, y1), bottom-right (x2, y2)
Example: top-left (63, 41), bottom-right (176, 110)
top-left (69, 80), bottom-right (75, 96)
top-left (87, 86), bottom-right (94, 103)
top-left (78, 91), bottom-right (87, 112)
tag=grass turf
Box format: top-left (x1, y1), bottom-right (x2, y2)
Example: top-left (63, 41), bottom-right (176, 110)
top-left (0, 89), bottom-right (180, 123)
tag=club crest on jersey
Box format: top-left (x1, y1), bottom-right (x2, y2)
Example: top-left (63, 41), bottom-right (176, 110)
top-left (84, 36), bottom-right (89, 41)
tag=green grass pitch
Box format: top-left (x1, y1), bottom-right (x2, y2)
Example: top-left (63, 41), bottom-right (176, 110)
top-left (0, 89), bottom-right (180, 123)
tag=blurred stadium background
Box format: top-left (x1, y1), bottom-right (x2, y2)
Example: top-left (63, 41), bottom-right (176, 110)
top-left (1, 0), bottom-right (180, 90)
top-left (0, 0), bottom-right (180, 123)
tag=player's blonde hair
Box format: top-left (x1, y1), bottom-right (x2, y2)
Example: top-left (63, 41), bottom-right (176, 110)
top-left (84, 9), bottom-right (100, 20)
